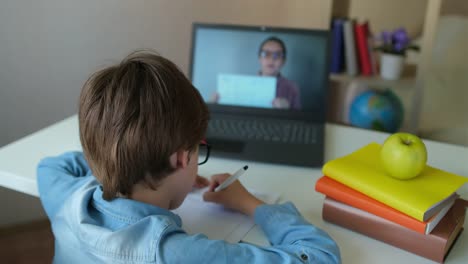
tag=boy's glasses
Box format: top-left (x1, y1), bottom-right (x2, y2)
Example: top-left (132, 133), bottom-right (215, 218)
top-left (260, 50), bottom-right (284, 60)
top-left (198, 140), bottom-right (211, 165)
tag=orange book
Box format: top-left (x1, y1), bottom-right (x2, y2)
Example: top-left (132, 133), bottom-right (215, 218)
top-left (315, 176), bottom-right (456, 234)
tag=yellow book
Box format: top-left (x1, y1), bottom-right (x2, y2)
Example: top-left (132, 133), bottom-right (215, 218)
top-left (322, 143), bottom-right (468, 221)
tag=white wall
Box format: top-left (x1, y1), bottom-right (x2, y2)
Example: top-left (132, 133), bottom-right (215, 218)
top-left (0, 0), bottom-right (330, 226)
top-left (1, 1), bottom-right (185, 147)
top-left (418, 15), bottom-right (468, 145)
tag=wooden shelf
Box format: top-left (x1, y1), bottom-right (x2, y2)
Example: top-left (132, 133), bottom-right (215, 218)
top-left (329, 64), bottom-right (417, 87)
top-left (327, 63), bottom-right (418, 134)
top-left (330, 0), bottom-right (445, 134)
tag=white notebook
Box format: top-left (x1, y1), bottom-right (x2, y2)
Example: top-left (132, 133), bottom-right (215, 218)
top-left (172, 187), bottom-right (280, 243)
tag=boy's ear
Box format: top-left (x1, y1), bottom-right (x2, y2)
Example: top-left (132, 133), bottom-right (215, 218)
top-left (170, 150), bottom-right (190, 169)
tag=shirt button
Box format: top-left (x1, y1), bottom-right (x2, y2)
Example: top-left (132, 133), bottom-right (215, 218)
top-left (300, 253), bottom-right (308, 261)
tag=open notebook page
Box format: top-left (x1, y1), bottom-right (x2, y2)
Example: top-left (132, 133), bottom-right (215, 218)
top-left (172, 187), bottom-right (280, 243)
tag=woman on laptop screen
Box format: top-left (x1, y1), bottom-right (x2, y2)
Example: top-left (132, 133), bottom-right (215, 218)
top-left (211, 36), bottom-right (301, 110)
top-left (258, 36), bottom-right (301, 110)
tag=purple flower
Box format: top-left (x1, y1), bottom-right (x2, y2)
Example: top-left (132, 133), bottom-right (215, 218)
top-left (392, 28), bottom-right (409, 47)
top-left (377, 27), bottom-right (416, 55)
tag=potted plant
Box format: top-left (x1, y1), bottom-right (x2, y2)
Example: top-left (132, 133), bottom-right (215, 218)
top-left (376, 28), bottom-right (419, 80)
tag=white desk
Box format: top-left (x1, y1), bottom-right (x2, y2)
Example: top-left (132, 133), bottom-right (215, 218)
top-left (1, 115), bottom-right (467, 263)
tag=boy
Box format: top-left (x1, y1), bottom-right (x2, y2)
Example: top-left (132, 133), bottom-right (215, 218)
top-left (37, 51), bottom-right (340, 263)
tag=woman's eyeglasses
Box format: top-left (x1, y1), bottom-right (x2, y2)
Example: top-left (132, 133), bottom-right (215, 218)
top-left (198, 141), bottom-right (211, 165)
top-left (260, 50), bottom-right (284, 60)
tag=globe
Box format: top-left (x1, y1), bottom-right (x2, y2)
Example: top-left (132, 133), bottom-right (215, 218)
top-left (349, 89), bottom-right (404, 133)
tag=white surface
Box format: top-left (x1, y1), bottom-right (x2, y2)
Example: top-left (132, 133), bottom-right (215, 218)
top-left (0, 115), bottom-right (467, 263)
top-left (172, 187), bottom-right (279, 243)
top-left (217, 74), bottom-right (276, 108)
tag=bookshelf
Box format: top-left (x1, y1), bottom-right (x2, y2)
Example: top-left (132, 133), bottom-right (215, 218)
top-left (329, 63), bottom-right (417, 87)
top-left (327, 0), bottom-right (443, 134)
top-left (329, 64), bottom-right (417, 132)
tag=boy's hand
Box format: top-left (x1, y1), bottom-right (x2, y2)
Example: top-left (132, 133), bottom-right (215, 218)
top-left (272, 98), bottom-right (290, 109)
top-left (210, 92), bottom-right (220, 103)
top-left (193, 175), bottom-right (210, 189)
top-left (203, 173), bottom-right (264, 216)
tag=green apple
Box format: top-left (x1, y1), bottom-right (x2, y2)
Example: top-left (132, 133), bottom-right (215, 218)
top-left (380, 132), bottom-right (427, 180)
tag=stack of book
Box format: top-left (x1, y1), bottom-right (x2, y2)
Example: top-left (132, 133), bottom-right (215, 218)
top-left (316, 143), bottom-right (468, 263)
top-left (329, 18), bottom-right (376, 76)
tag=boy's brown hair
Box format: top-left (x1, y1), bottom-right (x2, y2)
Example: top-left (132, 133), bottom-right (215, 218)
top-left (79, 50), bottom-right (209, 200)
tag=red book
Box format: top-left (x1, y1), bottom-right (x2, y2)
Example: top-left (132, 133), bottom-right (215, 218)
top-left (354, 21), bottom-right (372, 75)
top-left (322, 197), bottom-right (467, 263)
top-left (315, 176), bottom-right (455, 234)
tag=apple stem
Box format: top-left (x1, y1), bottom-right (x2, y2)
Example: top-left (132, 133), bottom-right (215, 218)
top-left (403, 140), bottom-right (411, 145)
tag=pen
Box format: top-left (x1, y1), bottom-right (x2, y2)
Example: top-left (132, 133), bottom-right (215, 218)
top-left (214, 165), bottom-right (249, 192)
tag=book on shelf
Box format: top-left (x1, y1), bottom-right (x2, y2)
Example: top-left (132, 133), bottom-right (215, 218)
top-left (315, 176), bottom-right (457, 234)
top-left (322, 142), bottom-right (468, 221)
top-left (343, 19), bottom-right (358, 76)
top-left (322, 197), bottom-right (467, 263)
top-left (354, 21), bottom-right (372, 76)
top-left (330, 18), bottom-right (345, 73)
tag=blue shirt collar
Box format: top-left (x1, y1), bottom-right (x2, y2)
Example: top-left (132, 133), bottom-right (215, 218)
top-left (92, 184), bottom-right (182, 227)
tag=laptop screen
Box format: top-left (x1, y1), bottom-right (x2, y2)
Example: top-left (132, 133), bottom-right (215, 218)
top-left (189, 23), bottom-right (330, 121)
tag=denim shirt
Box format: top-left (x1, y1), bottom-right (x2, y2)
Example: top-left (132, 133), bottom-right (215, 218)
top-left (37, 152), bottom-right (341, 263)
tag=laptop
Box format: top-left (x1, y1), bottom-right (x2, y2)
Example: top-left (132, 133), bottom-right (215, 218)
top-left (189, 23), bottom-right (331, 167)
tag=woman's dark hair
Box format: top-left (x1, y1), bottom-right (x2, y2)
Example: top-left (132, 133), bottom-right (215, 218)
top-left (258, 36), bottom-right (287, 59)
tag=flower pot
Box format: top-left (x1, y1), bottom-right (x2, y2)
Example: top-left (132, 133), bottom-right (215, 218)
top-left (380, 53), bottom-right (405, 80)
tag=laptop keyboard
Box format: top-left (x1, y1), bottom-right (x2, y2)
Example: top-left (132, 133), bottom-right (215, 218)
top-left (207, 118), bottom-right (317, 145)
